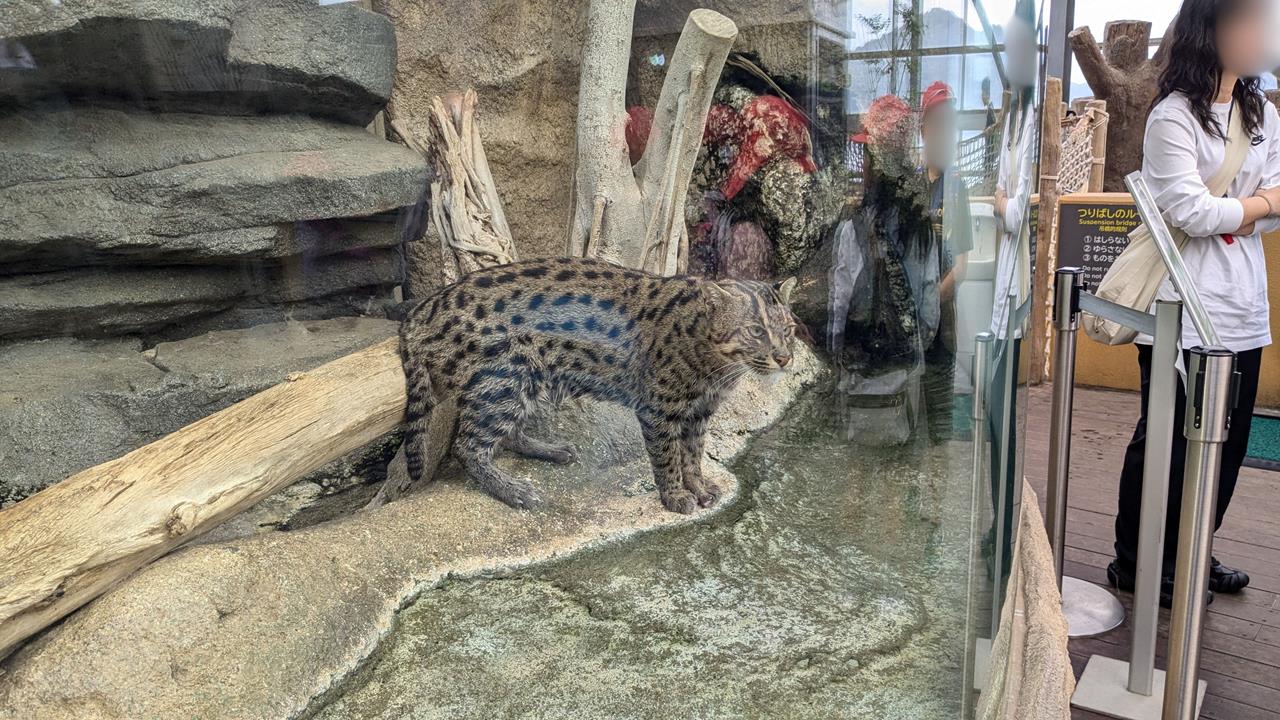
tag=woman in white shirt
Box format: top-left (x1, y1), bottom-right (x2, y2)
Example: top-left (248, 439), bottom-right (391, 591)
top-left (1109, 0), bottom-right (1280, 604)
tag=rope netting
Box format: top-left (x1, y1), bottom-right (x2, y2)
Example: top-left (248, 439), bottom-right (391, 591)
top-left (1040, 104), bottom-right (1108, 379)
top-left (1056, 108), bottom-right (1108, 195)
top-left (956, 122), bottom-right (1002, 195)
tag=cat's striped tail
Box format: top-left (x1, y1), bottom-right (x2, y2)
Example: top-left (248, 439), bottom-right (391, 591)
top-left (366, 333), bottom-right (456, 508)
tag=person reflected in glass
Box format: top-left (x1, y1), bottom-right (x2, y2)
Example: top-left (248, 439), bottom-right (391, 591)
top-left (1109, 0), bottom-right (1280, 605)
top-left (828, 95), bottom-right (929, 444)
top-left (981, 76), bottom-right (998, 174)
top-left (983, 0), bottom-right (1038, 582)
top-left (917, 81), bottom-right (973, 445)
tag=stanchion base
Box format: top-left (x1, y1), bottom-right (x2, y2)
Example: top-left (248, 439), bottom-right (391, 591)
top-left (973, 637), bottom-right (992, 690)
top-left (1063, 576), bottom-right (1125, 638)
top-left (1072, 655), bottom-right (1206, 719)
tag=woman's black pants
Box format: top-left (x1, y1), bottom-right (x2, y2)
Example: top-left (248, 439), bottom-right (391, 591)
top-left (1113, 344), bottom-right (1262, 576)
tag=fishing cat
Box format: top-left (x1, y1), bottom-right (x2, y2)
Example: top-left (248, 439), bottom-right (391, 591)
top-left (371, 256), bottom-right (800, 514)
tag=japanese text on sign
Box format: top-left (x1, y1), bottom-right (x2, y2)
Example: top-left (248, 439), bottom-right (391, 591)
top-left (1057, 198), bottom-right (1142, 288)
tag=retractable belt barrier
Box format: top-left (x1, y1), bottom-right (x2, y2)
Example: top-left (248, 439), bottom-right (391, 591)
top-left (1057, 173), bottom-right (1240, 720)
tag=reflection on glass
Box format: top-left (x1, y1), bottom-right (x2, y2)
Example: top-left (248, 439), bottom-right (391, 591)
top-left (0, 0), bottom-right (1045, 717)
top-left (984, 0), bottom-right (1040, 617)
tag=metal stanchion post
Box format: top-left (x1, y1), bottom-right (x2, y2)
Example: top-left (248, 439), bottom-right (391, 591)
top-left (1163, 346), bottom-right (1237, 720)
top-left (961, 332), bottom-right (994, 717)
top-left (1046, 268), bottom-right (1082, 584)
top-left (1073, 173), bottom-right (1223, 717)
top-left (1045, 269), bottom-right (1124, 638)
top-left (991, 295), bottom-right (1019, 630)
top-left (1130, 300), bottom-right (1182, 693)
top-left (1072, 301), bottom-right (1184, 718)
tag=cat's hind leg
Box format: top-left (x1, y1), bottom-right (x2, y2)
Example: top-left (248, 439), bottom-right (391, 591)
top-left (504, 430), bottom-right (575, 465)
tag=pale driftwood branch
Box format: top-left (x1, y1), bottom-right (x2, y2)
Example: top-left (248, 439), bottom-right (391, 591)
top-left (0, 339), bottom-right (406, 661)
top-left (1086, 99), bottom-right (1108, 193)
top-left (465, 93), bottom-right (514, 246)
top-left (389, 116), bottom-right (430, 156)
top-left (637, 12), bottom-right (733, 274)
top-left (585, 194), bottom-right (607, 258)
top-left (570, 2), bottom-right (736, 274)
top-left (429, 180), bottom-right (460, 285)
top-left (394, 90), bottom-right (516, 290)
top-left (570, 0), bottom-right (646, 267)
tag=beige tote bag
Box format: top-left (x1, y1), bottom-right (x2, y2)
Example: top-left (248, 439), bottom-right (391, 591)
top-left (1084, 103), bottom-right (1249, 345)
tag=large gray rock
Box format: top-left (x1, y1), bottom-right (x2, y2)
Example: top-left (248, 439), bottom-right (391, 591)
top-left (0, 250), bottom-right (400, 340)
top-left (0, 317), bottom-right (399, 506)
top-left (0, 346), bottom-right (821, 720)
top-left (0, 0), bottom-right (395, 125)
top-left (0, 107), bottom-right (425, 270)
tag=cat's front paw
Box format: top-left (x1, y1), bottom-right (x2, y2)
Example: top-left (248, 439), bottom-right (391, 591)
top-left (661, 490), bottom-right (699, 515)
top-left (695, 482), bottom-right (722, 508)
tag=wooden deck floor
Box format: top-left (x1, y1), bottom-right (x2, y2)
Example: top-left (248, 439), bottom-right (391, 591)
top-left (1024, 385), bottom-right (1280, 720)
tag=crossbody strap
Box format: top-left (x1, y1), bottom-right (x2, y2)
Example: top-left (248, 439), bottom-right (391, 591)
top-left (1205, 100), bottom-right (1249, 197)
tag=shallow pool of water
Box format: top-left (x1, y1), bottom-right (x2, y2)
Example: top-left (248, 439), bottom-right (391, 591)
top-left (312, 388), bottom-right (977, 719)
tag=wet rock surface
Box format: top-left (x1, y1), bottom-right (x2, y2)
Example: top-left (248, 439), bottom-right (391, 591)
top-left (0, 0), bottom-right (395, 125)
top-left (311, 389), bottom-right (971, 720)
top-left (0, 348), bottom-right (820, 720)
top-left (0, 317), bottom-right (399, 506)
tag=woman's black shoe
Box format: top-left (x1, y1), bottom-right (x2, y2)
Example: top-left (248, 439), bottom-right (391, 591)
top-left (1209, 557), bottom-right (1250, 594)
top-left (1106, 560), bottom-right (1214, 609)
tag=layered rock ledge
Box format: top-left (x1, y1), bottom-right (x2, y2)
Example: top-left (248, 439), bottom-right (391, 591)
top-left (0, 250), bottom-right (401, 341)
top-left (0, 0), bottom-right (396, 125)
top-left (0, 107), bottom-right (425, 271)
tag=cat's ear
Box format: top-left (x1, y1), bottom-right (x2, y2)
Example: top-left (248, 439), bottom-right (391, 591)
top-left (705, 281), bottom-right (736, 305)
top-left (773, 277), bottom-right (797, 305)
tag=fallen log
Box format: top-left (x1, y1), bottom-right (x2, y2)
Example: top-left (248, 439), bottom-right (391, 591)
top-left (0, 338), bottom-right (405, 660)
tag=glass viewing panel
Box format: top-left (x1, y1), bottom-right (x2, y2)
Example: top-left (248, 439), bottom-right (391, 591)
top-left (0, 0), bottom-right (1042, 717)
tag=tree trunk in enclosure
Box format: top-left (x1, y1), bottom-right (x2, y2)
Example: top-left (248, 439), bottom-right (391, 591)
top-left (569, 2), bottom-right (737, 274)
top-left (1068, 20), bottom-right (1172, 193)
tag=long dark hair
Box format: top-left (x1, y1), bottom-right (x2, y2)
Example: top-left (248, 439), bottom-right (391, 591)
top-left (1157, 0), bottom-right (1266, 140)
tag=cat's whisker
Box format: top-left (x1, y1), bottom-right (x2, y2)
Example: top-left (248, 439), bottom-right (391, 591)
top-left (708, 364), bottom-right (752, 395)
top-left (693, 360), bottom-right (747, 390)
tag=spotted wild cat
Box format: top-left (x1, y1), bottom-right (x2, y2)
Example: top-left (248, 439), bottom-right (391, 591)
top-left (370, 257), bottom-right (799, 514)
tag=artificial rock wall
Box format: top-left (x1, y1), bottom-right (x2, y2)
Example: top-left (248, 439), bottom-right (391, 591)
top-left (0, 0), bottom-right (428, 503)
top-left (0, 0), bottom-right (428, 342)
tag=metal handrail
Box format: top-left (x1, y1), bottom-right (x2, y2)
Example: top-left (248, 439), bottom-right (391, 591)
top-left (1078, 292), bottom-right (1156, 339)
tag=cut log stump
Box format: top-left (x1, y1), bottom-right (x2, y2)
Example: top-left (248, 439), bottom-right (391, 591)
top-left (0, 338), bottom-right (405, 661)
